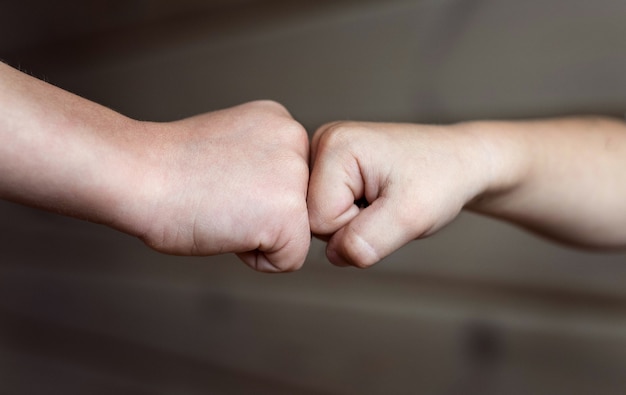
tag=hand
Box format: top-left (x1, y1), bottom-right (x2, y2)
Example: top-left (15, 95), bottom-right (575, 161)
top-left (123, 101), bottom-right (311, 272)
top-left (307, 121), bottom-right (492, 268)
top-left (0, 61), bottom-right (310, 272)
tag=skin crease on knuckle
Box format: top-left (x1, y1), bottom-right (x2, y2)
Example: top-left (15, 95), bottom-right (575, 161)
top-left (309, 123), bottom-right (365, 225)
top-left (253, 220), bottom-right (308, 273)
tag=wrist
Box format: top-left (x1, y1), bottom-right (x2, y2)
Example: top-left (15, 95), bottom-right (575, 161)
top-left (456, 120), bottom-right (532, 211)
top-left (0, 61), bottom-right (168, 240)
top-left (99, 119), bottom-right (169, 239)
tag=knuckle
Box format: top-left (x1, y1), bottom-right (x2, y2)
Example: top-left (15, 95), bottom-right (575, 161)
top-left (240, 100), bottom-right (292, 127)
top-left (315, 121), bottom-right (362, 152)
top-left (281, 118), bottom-right (309, 146)
top-left (248, 99), bottom-right (289, 114)
top-left (259, 112), bottom-right (308, 148)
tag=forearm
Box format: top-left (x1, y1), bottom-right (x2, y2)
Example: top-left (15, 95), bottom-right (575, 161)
top-left (0, 64), bottom-right (311, 270)
top-left (465, 116), bottom-right (626, 249)
top-left (0, 62), bottom-right (142, 230)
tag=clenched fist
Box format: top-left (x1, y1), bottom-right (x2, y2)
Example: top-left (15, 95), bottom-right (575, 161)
top-left (0, 59), bottom-right (311, 273)
top-left (307, 121), bottom-right (492, 268)
top-left (129, 101), bottom-right (311, 272)
top-left (307, 117), bottom-right (626, 269)
top-left (4, 62), bottom-right (626, 274)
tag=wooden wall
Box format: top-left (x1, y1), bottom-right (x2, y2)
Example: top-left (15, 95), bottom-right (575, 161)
top-left (2, 1), bottom-right (626, 393)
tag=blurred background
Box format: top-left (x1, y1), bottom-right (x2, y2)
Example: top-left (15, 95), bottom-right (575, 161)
top-left (1, 0), bottom-right (626, 394)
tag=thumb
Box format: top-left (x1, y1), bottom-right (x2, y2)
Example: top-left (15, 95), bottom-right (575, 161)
top-left (326, 195), bottom-right (418, 268)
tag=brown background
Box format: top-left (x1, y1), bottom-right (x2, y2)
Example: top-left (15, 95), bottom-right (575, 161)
top-left (1, 1), bottom-right (626, 394)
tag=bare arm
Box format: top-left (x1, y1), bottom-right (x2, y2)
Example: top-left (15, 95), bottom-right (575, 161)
top-left (0, 62), bottom-right (310, 272)
top-left (0, 62), bottom-right (141, 225)
top-left (466, 116), bottom-right (626, 249)
top-left (307, 116), bottom-right (626, 268)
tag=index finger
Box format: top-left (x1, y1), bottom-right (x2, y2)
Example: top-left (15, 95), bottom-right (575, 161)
top-left (308, 123), bottom-right (364, 236)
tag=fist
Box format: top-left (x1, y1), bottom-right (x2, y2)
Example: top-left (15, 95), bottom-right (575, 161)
top-left (307, 121), bottom-right (488, 268)
top-left (130, 101), bottom-right (310, 272)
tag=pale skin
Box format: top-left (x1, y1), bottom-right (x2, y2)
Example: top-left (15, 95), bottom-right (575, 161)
top-left (307, 117), bottom-right (626, 268)
top-left (0, 62), bottom-right (310, 272)
top-left (3, 61), bottom-right (626, 272)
